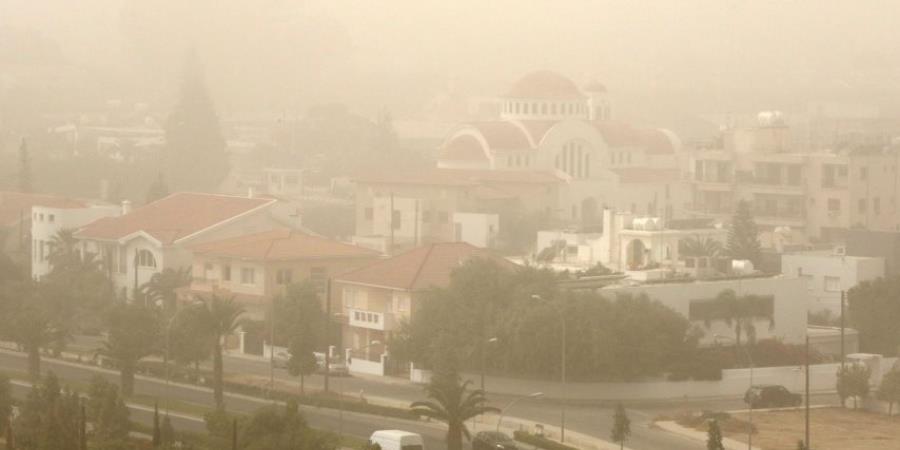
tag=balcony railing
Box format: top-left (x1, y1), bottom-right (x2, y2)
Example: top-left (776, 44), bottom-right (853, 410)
top-left (347, 308), bottom-right (396, 331)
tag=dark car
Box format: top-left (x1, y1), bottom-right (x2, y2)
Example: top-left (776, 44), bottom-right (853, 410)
top-left (744, 385), bottom-right (802, 409)
top-left (472, 431), bottom-right (517, 450)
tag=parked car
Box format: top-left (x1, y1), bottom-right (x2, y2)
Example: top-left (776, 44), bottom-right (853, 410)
top-left (472, 431), bottom-right (517, 450)
top-left (315, 353), bottom-right (350, 376)
top-left (272, 350), bottom-right (290, 369)
top-left (744, 384), bottom-right (802, 409)
top-left (369, 430), bottom-right (425, 450)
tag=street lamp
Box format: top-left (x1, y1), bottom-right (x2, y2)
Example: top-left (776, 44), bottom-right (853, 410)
top-left (715, 333), bottom-right (754, 450)
top-left (475, 336), bottom-right (499, 432)
top-left (496, 392), bottom-right (544, 433)
top-left (163, 299), bottom-right (203, 414)
top-left (531, 294), bottom-right (567, 443)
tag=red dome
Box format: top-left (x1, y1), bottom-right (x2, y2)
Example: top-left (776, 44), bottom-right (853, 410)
top-left (505, 71), bottom-right (585, 100)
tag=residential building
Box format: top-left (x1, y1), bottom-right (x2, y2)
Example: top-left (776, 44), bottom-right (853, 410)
top-left (688, 112), bottom-right (900, 246)
top-left (846, 229), bottom-right (900, 277)
top-left (1, 191), bottom-right (113, 269)
top-left (353, 168), bottom-right (562, 252)
top-left (31, 200), bottom-right (120, 279)
top-left (187, 229), bottom-right (380, 318)
top-left (536, 209), bottom-right (728, 276)
top-left (74, 192), bottom-right (285, 299)
top-left (781, 251), bottom-right (884, 314)
top-left (601, 275), bottom-right (809, 346)
top-left (333, 242), bottom-right (517, 375)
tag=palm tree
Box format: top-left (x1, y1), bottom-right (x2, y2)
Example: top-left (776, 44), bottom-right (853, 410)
top-left (141, 267), bottom-right (192, 312)
top-left (197, 294), bottom-right (244, 409)
top-left (46, 229), bottom-right (80, 270)
top-left (410, 371), bottom-right (499, 450)
top-left (713, 290), bottom-right (773, 360)
top-left (679, 235), bottom-right (723, 258)
top-left (101, 303), bottom-right (160, 396)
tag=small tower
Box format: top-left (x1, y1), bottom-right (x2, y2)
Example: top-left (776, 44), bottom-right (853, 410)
top-left (585, 79), bottom-right (610, 121)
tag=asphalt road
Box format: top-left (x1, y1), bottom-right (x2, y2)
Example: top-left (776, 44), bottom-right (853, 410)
top-left (0, 351), bottom-right (450, 450)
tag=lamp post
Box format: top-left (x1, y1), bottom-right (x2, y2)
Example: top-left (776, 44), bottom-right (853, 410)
top-left (531, 294), bottom-right (567, 443)
top-left (476, 336), bottom-right (498, 432)
top-left (715, 334), bottom-right (754, 450)
top-left (496, 392), bottom-right (544, 433)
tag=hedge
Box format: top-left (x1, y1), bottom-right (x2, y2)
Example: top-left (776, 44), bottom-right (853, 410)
top-left (512, 431), bottom-right (577, 450)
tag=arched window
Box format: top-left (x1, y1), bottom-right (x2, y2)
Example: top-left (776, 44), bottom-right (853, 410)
top-left (551, 103), bottom-right (557, 115)
top-left (137, 249), bottom-right (157, 268)
top-left (584, 153), bottom-right (591, 178)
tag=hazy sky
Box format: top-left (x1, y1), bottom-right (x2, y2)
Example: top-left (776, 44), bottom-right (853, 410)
top-left (2, 0), bottom-right (900, 124)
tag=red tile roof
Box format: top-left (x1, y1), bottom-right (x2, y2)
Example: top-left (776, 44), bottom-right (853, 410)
top-left (593, 122), bottom-right (677, 155)
top-left (0, 191), bottom-right (87, 226)
top-left (190, 229), bottom-right (379, 261)
top-left (504, 71), bottom-right (586, 100)
top-left (438, 135), bottom-right (489, 162)
top-left (467, 121), bottom-right (531, 150)
top-left (76, 192), bottom-right (274, 244)
top-left (335, 242), bottom-right (518, 291)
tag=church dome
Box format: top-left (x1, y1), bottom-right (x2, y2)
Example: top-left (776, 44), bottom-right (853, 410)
top-left (584, 79), bottom-right (607, 93)
top-left (505, 71), bottom-right (585, 100)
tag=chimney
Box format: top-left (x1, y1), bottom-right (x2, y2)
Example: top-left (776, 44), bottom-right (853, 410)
top-left (121, 200), bottom-right (132, 215)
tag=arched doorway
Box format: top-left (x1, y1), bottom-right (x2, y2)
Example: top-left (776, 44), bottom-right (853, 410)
top-left (627, 239), bottom-right (646, 269)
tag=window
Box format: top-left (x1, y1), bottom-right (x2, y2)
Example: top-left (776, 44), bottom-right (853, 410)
top-left (392, 210), bottom-right (402, 229)
top-left (118, 247), bottom-right (127, 274)
top-left (858, 199), bottom-right (867, 214)
top-left (276, 268), bottom-right (293, 285)
top-left (787, 165), bottom-right (801, 185)
top-left (824, 276), bottom-right (841, 292)
top-left (438, 211), bottom-right (449, 224)
top-left (223, 264), bottom-right (231, 281)
top-left (48, 214), bottom-right (55, 223)
top-left (204, 262), bottom-right (214, 279)
top-left (241, 268), bottom-right (255, 285)
top-left (310, 267), bottom-right (327, 292)
top-left (285, 175), bottom-right (299, 185)
top-left (39, 240), bottom-right (45, 261)
top-left (364, 207), bottom-right (373, 220)
top-left (137, 249), bottom-right (156, 268)
top-left (874, 197), bottom-right (881, 214)
top-left (828, 199), bottom-right (841, 212)
top-left (860, 167), bottom-right (868, 181)
top-left (422, 210), bottom-right (432, 223)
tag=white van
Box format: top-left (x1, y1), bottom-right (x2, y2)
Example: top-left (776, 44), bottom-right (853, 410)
top-left (369, 430), bottom-right (425, 450)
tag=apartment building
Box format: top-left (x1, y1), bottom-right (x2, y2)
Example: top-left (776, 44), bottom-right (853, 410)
top-left (188, 229), bottom-right (379, 318)
top-left (689, 112), bottom-right (900, 246)
top-left (781, 250), bottom-right (884, 314)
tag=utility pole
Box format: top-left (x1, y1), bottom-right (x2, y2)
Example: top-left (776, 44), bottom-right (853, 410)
top-left (389, 193), bottom-right (395, 255)
top-left (805, 335), bottom-right (810, 449)
top-left (560, 304), bottom-right (567, 444)
top-left (840, 290), bottom-right (846, 374)
top-left (269, 296), bottom-right (275, 401)
top-left (324, 278), bottom-right (332, 393)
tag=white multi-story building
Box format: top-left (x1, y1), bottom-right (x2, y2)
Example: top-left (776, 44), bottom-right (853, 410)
top-left (781, 251), bottom-right (885, 314)
top-left (31, 200), bottom-right (120, 279)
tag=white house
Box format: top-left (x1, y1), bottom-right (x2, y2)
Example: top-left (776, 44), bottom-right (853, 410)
top-left (74, 192), bottom-right (286, 300)
top-left (601, 276), bottom-right (809, 346)
top-left (31, 200), bottom-right (120, 279)
top-left (781, 250), bottom-right (885, 314)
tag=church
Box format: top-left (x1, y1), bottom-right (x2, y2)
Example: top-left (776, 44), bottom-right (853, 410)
top-left (436, 70), bottom-right (689, 226)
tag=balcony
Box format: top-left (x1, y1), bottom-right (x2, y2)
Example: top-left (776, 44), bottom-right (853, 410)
top-left (348, 308), bottom-right (396, 331)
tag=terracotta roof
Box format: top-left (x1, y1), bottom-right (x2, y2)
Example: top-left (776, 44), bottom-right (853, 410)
top-left (467, 121), bottom-right (531, 150)
top-left (611, 168), bottom-right (681, 184)
top-left (353, 168), bottom-right (564, 187)
top-left (438, 135), bottom-right (489, 162)
top-left (0, 192), bottom-right (87, 226)
top-left (76, 192), bottom-right (274, 244)
top-left (335, 242), bottom-right (518, 291)
top-left (190, 229), bottom-right (379, 261)
top-left (593, 122), bottom-right (677, 155)
top-left (504, 71), bottom-right (586, 100)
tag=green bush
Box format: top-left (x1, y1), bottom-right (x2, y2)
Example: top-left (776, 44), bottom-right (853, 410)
top-left (512, 431), bottom-right (577, 450)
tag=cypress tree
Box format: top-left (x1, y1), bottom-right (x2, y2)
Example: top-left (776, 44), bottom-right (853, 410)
top-left (707, 419), bottom-right (725, 450)
top-left (610, 402), bottom-right (631, 450)
top-left (727, 200), bottom-right (761, 266)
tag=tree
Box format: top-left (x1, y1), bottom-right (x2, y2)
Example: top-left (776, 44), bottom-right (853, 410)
top-left (610, 402), bottom-right (631, 450)
top-left (145, 173), bottom-right (170, 205)
top-left (101, 303), bottom-right (160, 396)
top-left (160, 414), bottom-right (175, 449)
top-left (274, 283), bottom-right (324, 396)
top-left (167, 305), bottom-right (213, 375)
top-left (86, 376), bottom-right (130, 447)
top-left (286, 335), bottom-right (318, 396)
top-left (153, 402), bottom-right (161, 447)
top-left (18, 138), bottom-right (32, 193)
top-left (238, 400), bottom-right (336, 450)
top-left (847, 277), bottom-right (900, 356)
top-left (197, 294), bottom-right (244, 409)
top-left (680, 235), bottom-right (723, 258)
top-left (726, 200), bottom-right (761, 266)
top-left (710, 290), bottom-right (773, 356)
top-left (4, 283), bottom-right (57, 380)
top-left (706, 419), bottom-right (725, 450)
top-left (877, 368), bottom-right (900, 416)
top-left (797, 440), bottom-right (808, 450)
top-left (14, 372), bottom-right (80, 450)
top-left (0, 374), bottom-right (10, 436)
top-left (410, 370), bottom-right (499, 450)
top-left (837, 363), bottom-right (871, 409)
top-left (141, 267), bottom-right (191, 313)
top-left (164, 52), bottom-right (228, 192)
